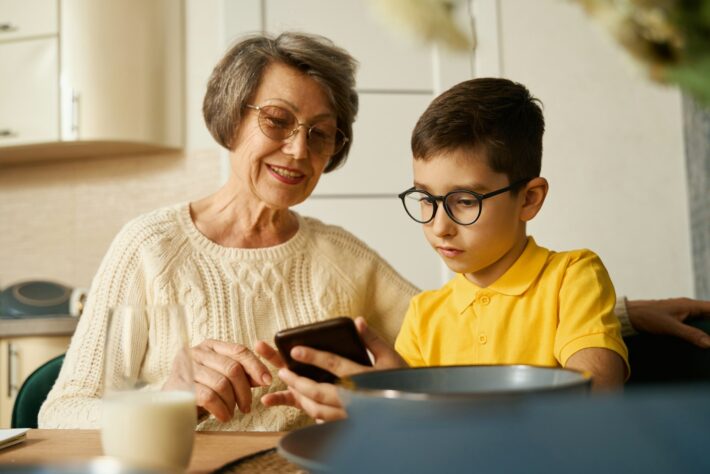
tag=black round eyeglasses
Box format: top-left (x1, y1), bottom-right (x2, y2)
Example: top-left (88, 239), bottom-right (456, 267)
top-left (398, 178), bottom-right (533, 226)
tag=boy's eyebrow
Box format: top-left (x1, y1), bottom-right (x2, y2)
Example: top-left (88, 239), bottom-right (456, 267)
top-left (413, 181), bottom-right (491, 193)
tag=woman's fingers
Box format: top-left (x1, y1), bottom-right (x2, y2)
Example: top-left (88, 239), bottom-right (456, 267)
top-left (189, 339), bottom-right (275, 421)
top-left (193, 359), bottom-right (257, 418)
top-left (201, 339), bottom-right (273, 386)
top-left (191, 348), bottom-right (251, 415)
top-left (668, 318), bottom-right (710, 349)
top-left (254, 340), bottom-right (286, 369)
top-left (193, 380), bottom-right (232, 422)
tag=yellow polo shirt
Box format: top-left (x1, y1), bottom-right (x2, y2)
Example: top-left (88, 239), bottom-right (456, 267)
top-left (395, 237), bottom-right (629, 371)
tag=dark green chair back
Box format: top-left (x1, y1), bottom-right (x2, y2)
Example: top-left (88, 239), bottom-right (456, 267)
top-left (11, 354), bottom-right (65, 428)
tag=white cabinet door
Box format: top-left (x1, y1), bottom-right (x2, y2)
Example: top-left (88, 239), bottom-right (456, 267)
top-left (0, 336), bottom-right (70, 428)
top-left (0, 38), bottom-right (59, 146)
top-left (264, 0), bottom-right (436, 91)
top-left (0, 0), bottom-right (57, 42)
top-left (294, 197), bottom-right (445, 291)
top-left (59, 0), bottom-right (183, 146)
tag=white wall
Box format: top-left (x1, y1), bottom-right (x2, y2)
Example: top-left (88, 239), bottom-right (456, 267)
top-left (212, 0), bottom-right (693, 299)
top-left (476, 0), bottom-right (692, 298)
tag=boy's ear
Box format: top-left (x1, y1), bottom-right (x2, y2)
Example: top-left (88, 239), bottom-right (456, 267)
top-left (519, 177), bottom-right (548, 222)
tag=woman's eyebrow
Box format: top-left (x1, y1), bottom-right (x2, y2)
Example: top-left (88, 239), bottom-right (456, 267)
top-left (262, 98), bottom-right (335, 121)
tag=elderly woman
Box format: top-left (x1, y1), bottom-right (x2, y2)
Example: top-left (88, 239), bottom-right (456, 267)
top-left (38, 32), bottom-right (418, 431)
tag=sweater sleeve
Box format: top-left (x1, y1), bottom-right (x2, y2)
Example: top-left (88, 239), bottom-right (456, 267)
top-left (361, 253), bottom-right (420, 345)
top-left (38, 218), bottom-right (150, 428)
top-left (309, 220), bottom-right (419, 345)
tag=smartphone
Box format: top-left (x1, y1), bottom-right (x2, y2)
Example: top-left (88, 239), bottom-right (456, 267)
top-left (274, 317), bottom-right (372, 383)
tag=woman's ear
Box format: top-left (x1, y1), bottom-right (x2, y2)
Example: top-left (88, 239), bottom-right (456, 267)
top-left (519, 177), bottom-right (548, 222)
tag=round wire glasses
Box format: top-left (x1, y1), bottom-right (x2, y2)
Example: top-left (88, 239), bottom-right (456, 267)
top-left (398, 178), bottom-right (532, 226)
top-left (246, 104), bottom-right (349, 158)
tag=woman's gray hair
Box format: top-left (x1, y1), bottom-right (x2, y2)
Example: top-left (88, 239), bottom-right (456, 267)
top-left (203, 32), bottom-right (359, 173)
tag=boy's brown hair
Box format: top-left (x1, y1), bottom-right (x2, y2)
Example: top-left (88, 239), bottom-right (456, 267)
top-left (411, 78), bottom-right (544, 184)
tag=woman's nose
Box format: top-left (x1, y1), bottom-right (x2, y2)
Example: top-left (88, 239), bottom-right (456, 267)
top-left (282, 125), bottom-right (310, 160)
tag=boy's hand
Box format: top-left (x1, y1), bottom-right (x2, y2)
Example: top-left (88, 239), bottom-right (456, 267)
top-left (627, 298), bottom-right (710, 349)
top-left (255, 317), bottom-right (408, 422)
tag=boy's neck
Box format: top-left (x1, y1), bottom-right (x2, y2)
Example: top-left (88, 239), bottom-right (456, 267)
top-left (464, 234), bottom-right (529, 288)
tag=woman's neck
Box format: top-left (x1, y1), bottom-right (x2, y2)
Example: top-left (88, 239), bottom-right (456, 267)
top-left (190, 186), bottom-right (299, 249)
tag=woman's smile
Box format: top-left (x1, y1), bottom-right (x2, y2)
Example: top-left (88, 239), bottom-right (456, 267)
top-left (267, 163), bottom-right (306, 185)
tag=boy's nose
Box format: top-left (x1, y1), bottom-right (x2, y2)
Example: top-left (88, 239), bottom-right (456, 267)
top-left (282, 126), bottom-right (310, 160)
top-left (430, 207), bottom-right (457, 237)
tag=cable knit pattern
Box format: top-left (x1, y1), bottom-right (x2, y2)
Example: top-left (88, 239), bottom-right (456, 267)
top-left (38, 203), bottom-right (418, 431)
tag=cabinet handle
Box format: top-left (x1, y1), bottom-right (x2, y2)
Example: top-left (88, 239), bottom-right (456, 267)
top-left (7, 343), bottom-right (19, 398)
top-left (0, 23), bottom-right (18, 33)
top-left (0, 129), bottom-right (18, 139)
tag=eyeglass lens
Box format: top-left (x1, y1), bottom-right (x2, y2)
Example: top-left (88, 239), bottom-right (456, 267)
top-left (402, 191), bottom-right (482, 225)
top-left (256, 105), bottom-right (345, 157)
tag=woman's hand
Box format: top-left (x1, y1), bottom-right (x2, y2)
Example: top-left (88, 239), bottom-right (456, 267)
top-left (627, 298), bottom-right (710, 348)
top-left (165, 339), bottom-right (273, 422)
top-left (255, 317), bottom-right (407, 422)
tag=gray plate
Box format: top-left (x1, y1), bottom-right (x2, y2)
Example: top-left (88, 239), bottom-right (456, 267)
top-left (277, 385), bottom-right (710, 474)
top-left (278, 421), bottom-right (346, 473)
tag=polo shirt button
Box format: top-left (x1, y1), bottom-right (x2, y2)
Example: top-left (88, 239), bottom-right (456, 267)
top-left (480, 295), bottom-right (491, 305)
top-left (479, 334), bottom-right (487, 344)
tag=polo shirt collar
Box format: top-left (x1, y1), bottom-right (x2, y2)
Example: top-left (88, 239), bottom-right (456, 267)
top-left (451, 236), bottom-right (550, 313)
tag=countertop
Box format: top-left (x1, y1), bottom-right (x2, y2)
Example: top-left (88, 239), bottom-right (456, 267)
top-left (0, 316), bottom-right (78, 338)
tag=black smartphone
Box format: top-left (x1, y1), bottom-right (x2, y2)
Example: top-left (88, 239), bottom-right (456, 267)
top-left (274, 317), bottom-right (372, 383)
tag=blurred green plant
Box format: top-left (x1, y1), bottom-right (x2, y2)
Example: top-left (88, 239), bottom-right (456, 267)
top-left (578, 0), bottom-right (710, 103)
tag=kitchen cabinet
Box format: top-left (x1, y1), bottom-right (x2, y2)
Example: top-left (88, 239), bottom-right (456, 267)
top-left (0, 0), bottom-right (58, 41)
top-left (0, 335), bottom-right (71, 428)
top-left (0, 37), bottom-right (59, 146)
top-left (0, 0), bottom-right (183, 166)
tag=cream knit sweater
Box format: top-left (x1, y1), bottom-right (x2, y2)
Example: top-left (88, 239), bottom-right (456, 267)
top-left (38, 203), bottom-right (418, 431)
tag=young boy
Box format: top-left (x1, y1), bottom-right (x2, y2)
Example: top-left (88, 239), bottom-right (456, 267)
top-left (393, 77), bottom-right (628, 385)
top-left (257, 77), bottom-right (628, 421)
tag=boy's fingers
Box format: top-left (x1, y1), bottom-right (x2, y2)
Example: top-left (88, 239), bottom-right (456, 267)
top-left (278, 368), bottom-right (342, 406)
top-left (277, 369), bottom-right (347, 421)
top-left (255, 341), bottom-right (285, 369)
top-left (292, 389), bottom-right (347, 422)
top-left (355, 317), bottom-right (389, 354)
top-left (290, 346), bottom-right (365, 377)
top-left (261, 390), bottom-right (299, 408)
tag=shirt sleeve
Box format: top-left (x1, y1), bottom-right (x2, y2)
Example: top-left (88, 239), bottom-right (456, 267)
top-left (394, 297), bottom-right (427, 367)
top-left (554, 251), bottom-right (630, 374)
